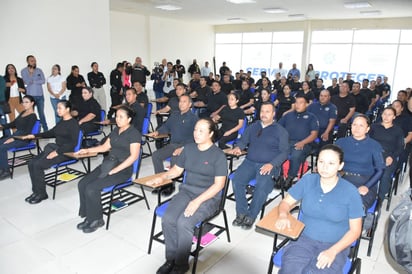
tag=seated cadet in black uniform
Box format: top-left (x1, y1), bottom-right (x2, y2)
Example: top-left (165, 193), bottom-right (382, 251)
top-left (155, 83), bottom-right (187, 115)
top-left (102, 87), bottom-right (145, 132)
top-left (22, 100), bottom-right (80, 204)
top-left (76, 105), bottom-right (141, 233)
top-left (236, 80), bottom-right (254, 110)
top-left (213, 92), bottom-right (245, 149)
top-left (331, 82), bottom-right (356, 138)
top-left (307, 89), bottom-right (337, 148)
top-left (295, 81), bottom-right (315, 104)
top-left (274, 84), bottom-right (295, 120)
top-left (279, 96), bottom-right (319, 188)
top-left (71, 87), bottom-right (101, 135)
top-left (149, 118), bottom-right (227, 274)
top-left (200, 81), bottom-right (228, 118)
top-left (133, 81), bottom-right (149, 113)
top-left (147, 94), bottom-right (198, 196)
top-left (392, 100), bottom-right (412, 168)
top-left (351, 82), bottom-right (369, 114)
top-left (369, 107), bottom-right (404, 200)
top-left (191, 76), bottom-right (211, 115)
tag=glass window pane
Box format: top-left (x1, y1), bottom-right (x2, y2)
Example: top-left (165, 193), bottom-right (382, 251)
top-left (400, 30), bottom-right (412, 43)
top-left (353, 29), bottom-right (400, 43)
top-left (216, 33), bottom-right (242, 44)
top-left (392, 45), bottom-right (412, 96)
top-left (241, 44), bottom-right (272, 77)
top-left (215, 44), bottom-right (241, 75)
top-left (270, 44), bottom-right (303, 78)
top-left (273, 31), bottom-right (304, 43)
top-left (242, 32), bottom-right (272, 43)
top-left (311, 30), bottom-right (353, 43)
top-left (309, 44), bottom-right (351, 85)
top-left (350, 44), bottom-right (397, 83)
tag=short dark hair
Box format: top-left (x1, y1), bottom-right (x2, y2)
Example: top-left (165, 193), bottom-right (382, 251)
top-left (295, 95), bottom-right (309, 103)
top-left (116, 105), bottom-right (135, 123)
top-left (198, 118), bottom-right (219, 142)
top-left (353, 113), bottom-right (371, 126)
top-left (91, 62), bottom-right (97, 67)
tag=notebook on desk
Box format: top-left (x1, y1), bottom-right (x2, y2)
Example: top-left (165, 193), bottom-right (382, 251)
top-left (256, 206), bottom-right (305, 240)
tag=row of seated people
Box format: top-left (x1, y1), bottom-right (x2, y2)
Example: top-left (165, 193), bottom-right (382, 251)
top-left (0, 88), bottom-right (409, 273)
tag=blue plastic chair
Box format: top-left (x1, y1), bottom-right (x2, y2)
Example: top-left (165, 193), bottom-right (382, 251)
top-left (84, 109), bottom-right (106, 138)
top-left (361, 198), bottom-right (381, 256)
top-left (101, 148), bottom-right (149, 229)
top-left (8, 120), bottom-right (41, 179)
top-left (45, 130), bottom-right (87, 199)
top-left (147, 174), bottom-right (231, 274)
top-left (269, 209), bottom-right (362, 274)
top-left (225, 117), bottom-right (248, 147)
top-left (141, 117), bottom-right (154, 158)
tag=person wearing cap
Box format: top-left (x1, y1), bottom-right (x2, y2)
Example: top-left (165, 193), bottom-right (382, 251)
top-left (279, 96), bottom-right (319, 188)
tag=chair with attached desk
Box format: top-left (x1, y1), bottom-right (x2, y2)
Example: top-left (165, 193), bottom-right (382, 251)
top-left (141, 117), bottom-right (153, 158)
top-left (225, 117), bottom-right (248, 148)
top-left (147, 174), bottom-right (231, 274)
top-left (100, 148), bottom-right (150, 230)
top-left (258, 206), bottom-right (362, 274)
top-left (84, 109), bottom-right (106, 138)
top-left (45, 130), bottom-right (87, 199)
top-left (8, 120), bottom-right (41, 179)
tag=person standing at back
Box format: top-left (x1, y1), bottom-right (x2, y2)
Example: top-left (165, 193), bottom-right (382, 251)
top-left (87, 62), bottom-right (107, 111)
top-left (21, 55), bottom-right (48, 131)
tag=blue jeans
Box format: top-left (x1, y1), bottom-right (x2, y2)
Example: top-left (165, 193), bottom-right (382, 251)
top-left (232, 158), bottom-right (279, 220)
top-left (288, 142), bottom-right (311, 178)
top-left (50, 96), bottom-right (66, 124)
top-left (33, 96), bottom-right (48, 131)
top-left (280, 234), bottom-right (349, 274)
top-left (0, 137), bottom-right (29, 169)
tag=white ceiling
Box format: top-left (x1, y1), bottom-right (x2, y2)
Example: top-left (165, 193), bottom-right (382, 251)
top-left (110, 0), bottom-right (412, 25)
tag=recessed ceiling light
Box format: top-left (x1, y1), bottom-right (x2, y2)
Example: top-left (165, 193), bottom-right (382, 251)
top-left (360, 10), bottom-right (381, 16)
top-left (263, 8), bottom-right (288, 14)
top-left (226, 0), bottom-right (256, 4)
top-left (155, 4), bottom-right (182, 11)
top-left (344, 1), bottom-right (371, 9)
top-left (288, 14), bottom-right (305, 19)
top-left (227, 17), bottom-right (246, 22)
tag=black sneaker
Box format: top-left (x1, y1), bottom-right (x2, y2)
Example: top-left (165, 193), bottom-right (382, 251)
top-left (241, 216), bottom-right (255, 230)
top-left (82, 219), bottom-right (105, 233)
top-left (232, 214), bottom-right (245, 226)
top-left (156, 260), bottom-right (175, 274)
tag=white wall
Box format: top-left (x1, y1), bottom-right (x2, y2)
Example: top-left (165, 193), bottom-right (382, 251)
top-left (109, 11), bottom-right (215, 85)
top-left (0, 0), bottom-right (112, 127)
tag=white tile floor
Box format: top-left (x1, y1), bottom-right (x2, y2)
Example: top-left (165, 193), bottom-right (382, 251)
top-left (0, 137), bottom-right (409, 274)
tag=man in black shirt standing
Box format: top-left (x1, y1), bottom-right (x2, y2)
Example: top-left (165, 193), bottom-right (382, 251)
top-left (108, 63), bottom-right (124, 119)
top-left (87, 62), bottom-right (107, 111)
top-left (173, 59), bottom-right (186, 82)
top-left (219, 62), bottom-right (230, 77)
top-left (130, 57), bottom-right (150, 88)
top-left (327, 77), bottom-right (340, 97)
top-left (187, 59), bottom-right (200, 78)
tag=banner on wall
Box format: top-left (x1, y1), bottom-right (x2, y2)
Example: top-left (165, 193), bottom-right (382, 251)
top-left (245, 67), bottom-right (385, 82)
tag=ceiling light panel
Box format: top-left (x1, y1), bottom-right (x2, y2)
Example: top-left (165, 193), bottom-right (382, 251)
top-left (263, 8), bottom-right (288, 14)
top-left (344, 1), bottom-right (372, 9)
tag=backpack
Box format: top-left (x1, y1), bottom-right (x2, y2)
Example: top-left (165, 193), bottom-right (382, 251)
top-left (387, 192), bottom-right (412, 273)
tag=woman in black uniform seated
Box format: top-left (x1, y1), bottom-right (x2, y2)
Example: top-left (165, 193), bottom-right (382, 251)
top-left (149, 118), bottom-right (228, 274)
top-left (22, 100), bottom-right (80, 204)
top-left (213, 92), bottom-right (245, 149)
top-left (71, 87), bottom-right (101, 135)
top-left (0, 95), bottom-right (37, 180)
top-left (76, 105), bottom-right (141, 233)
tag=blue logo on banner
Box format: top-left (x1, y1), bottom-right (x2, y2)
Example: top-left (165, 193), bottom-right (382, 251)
top-left (245, 67), bottom-right (385, 82)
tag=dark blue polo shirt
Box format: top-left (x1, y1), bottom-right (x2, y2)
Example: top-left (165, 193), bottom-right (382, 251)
top-left (279, 110), bottom-right (319, 143)
top-left (307, 102), bottom-right (337, 131)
